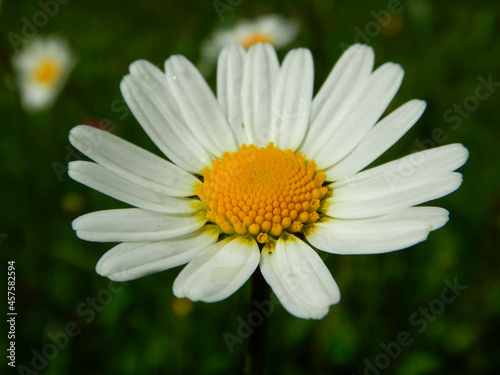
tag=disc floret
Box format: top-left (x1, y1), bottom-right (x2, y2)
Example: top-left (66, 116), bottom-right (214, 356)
top-left (196, 143), bottom-right (329, 244)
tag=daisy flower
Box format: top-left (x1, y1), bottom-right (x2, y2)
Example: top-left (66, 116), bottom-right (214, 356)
top-left (68, 43), bottom-right (468, 320)
top-left (12, 36), bottom-right (76, 111)
top-left (202, 14), bottom-right (298, 62)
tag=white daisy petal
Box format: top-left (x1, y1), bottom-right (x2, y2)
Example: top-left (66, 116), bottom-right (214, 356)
top-left (327, 144), bottom-right (468, 219)
top-left (69, 125), bottom-right (200, 197)
top-left (68, 161), bottom-right (197, 214)
top-left (241, 43), bottom-right (280, 146)
top-left (325, 99), bottom-right (427, 180)
top-left (327, 172), bottom-right (463, 219)
top-left (307, 207), bottom-right (449, 254)
top-left (311, 44), bottom-right (374, 121)
top-left (217, 43), bottom-right (246, 145)
top-left (258, 253), bottom-right (313, 319)
top-left (260, 235), bottom-right (340, 320)
top-left (383, 206), bottom-right (450, 230)
top-left (331, 144), bottom-right (469, 188)
top-left (313, 62), bottom-right (405, 169)
top-left (271, 48), bottom-right (314, 151)
top-left (96, 226), bottom-right (219, 281)
top-left (300, 44), bottom-right (374, 155)
top-left (173, 237), bottom-right (260, 302)
top-left (165, 55), bottom-right (238, 156)
top-left (121, 63), bottom-right (212, 174)
top-left (72, 208), bottom-right (206, 242)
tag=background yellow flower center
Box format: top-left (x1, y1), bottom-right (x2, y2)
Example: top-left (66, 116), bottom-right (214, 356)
top-left (197, 144), bottom-right (328, 243)
top-left (238, 33), bottom-right (273, 49)
top-left (34, 59), bottom-right (61, 86)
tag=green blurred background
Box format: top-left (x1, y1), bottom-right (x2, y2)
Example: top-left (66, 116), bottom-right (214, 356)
top-left (1, 0), bottom-right (499, 374)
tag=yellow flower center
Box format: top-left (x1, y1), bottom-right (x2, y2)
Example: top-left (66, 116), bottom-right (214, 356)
top-left (238, 32), bottom-right (273, 49)
top-left (196, 144), bottom-right (329, 244)
top-left (34, 59), bottom-right (61, 86)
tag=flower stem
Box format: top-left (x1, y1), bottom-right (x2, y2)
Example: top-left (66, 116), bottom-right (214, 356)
top-left (244, 268), bottom-right (271, 375)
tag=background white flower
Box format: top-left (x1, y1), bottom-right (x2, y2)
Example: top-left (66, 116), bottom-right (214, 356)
top-left (201, 14), bottom-right (299, 63)
top-left (12, 36), bottom-right (76, 112)
top-left (69, 43), bottom-right (468, 320)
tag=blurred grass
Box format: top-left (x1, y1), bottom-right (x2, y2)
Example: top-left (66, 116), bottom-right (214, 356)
top-left (1, 0), bottom-right (499, 374)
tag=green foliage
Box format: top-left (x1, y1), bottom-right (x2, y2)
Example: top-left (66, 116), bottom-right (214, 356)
top-left (1, 0), bottom-right (499, 374)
